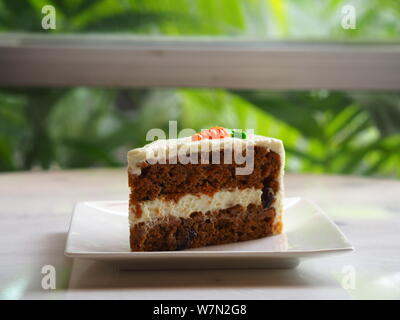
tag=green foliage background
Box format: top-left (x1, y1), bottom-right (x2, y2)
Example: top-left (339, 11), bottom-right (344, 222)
top-left (0, 0), bottom-right (399, 178)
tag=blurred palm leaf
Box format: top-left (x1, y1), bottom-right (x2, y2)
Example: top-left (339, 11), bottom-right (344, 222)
top-left (233, 90), bottom-right (400, 178)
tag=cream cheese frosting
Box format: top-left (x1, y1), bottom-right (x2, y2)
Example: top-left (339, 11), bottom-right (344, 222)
top-left (129, 187), bottom-right (262, 226)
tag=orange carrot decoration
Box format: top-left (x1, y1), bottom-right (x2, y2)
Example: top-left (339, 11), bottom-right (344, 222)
top-left (192, 127), bottom-right (228, 141)
top-left (192, 127), bottom-right (232, 141)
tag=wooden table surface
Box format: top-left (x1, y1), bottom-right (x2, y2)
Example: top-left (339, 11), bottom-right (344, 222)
top-left (0, 169), bottom-right (399, 300)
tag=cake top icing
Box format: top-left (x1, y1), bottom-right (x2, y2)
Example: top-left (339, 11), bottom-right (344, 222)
top-left (127, 129), bottom-right (285, 176)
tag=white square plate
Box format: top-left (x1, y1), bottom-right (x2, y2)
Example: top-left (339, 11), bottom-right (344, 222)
top-left (65, 198), bottom-right (354, 269)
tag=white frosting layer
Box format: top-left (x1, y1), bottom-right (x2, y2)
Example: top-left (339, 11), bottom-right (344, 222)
top-left (127, 134), bottom-right (284, 175)
top-left (129, 188), bottom-right (262, 225)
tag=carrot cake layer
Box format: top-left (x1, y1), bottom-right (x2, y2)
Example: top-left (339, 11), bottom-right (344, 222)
top-left (128, 146), bottom-right (280, 202)
top-left (130, 203), bottom-right (277, 251)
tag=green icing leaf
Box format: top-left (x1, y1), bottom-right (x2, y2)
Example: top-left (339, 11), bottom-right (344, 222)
top-left (227, 128), bottom-right (247, 139)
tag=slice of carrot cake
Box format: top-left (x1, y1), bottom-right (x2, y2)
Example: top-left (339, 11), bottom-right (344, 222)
top-left (127, 127), bottom-right (285, 251)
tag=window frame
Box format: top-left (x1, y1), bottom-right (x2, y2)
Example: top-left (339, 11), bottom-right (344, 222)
top-left (0, 34), bottom-right (399, 90)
